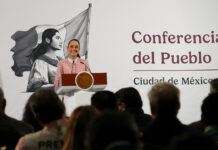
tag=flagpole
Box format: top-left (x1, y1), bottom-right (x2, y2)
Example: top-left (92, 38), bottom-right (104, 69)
top-left (86, 3), bottom-right (92, 59)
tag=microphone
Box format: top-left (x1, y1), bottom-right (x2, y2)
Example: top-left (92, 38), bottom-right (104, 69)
top-left (72, 60), bottom-right (75, 74)
top-left (80, 62), bottom-right (91, 73)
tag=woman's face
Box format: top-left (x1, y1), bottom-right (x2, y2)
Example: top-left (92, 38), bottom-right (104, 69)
top-left (50, 32), bottom-right (62, 50)
top-left (67, 40), bottom-right (80, 59)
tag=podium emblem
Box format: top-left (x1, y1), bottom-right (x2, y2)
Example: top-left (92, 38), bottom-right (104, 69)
top-left (75, 71), bottom-right (94, 90)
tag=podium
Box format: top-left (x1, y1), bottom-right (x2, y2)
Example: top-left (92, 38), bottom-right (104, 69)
top-left (56, 72), bottom-right (107, 96)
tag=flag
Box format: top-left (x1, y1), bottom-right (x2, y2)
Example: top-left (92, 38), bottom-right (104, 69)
top-left (11, 4), bottom-right (92, 77)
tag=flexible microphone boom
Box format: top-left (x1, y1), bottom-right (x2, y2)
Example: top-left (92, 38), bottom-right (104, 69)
top-left (80, 62), bottom-right (91, 73)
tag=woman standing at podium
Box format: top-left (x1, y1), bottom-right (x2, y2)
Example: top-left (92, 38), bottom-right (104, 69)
top-left (54, 39), bottom-right (91, 87)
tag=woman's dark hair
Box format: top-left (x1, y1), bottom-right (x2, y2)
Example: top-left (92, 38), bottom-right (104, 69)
top-left (68, 39), bottom-right (81, 58)
top-left (27, 89), bottom-right (65, 124)
top-left (68, 39), bottom-right (80, 47)
top-left (22, 100), bottom-right (43, 131)
top-left (31, 28), bottom-right (58, 62)
top-left (62, 106), bottom-right (99, 150)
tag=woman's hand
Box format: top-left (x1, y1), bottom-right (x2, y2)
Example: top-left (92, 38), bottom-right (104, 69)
top-left (54, 80), bottom-right (59, 87)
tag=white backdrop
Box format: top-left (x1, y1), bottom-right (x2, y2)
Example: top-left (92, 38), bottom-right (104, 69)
top-left (0, 0), bottom-right (218, 124)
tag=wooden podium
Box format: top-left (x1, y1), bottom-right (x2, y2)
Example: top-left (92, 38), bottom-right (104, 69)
top-left (56, 72), bottom-right (107, 96)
